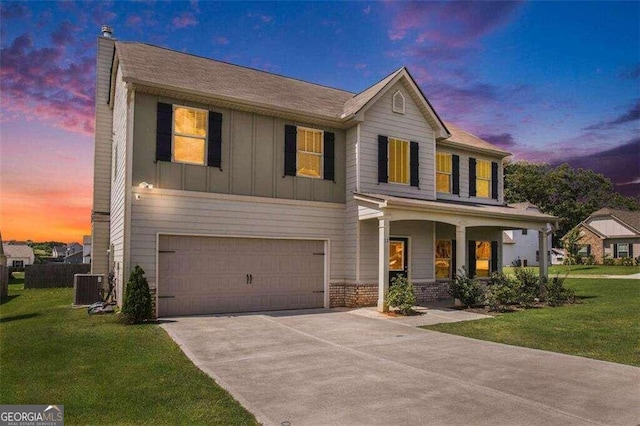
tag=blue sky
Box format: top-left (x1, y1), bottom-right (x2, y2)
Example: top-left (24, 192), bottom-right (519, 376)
top-left (1, 1), bottom-right (638, 241)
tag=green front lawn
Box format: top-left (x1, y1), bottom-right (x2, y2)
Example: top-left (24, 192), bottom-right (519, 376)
top-left (0, 283), bottom-right (257, 425)
top-left (424, 279), bottom-right (640, 366)
top-left (503, 265), bottom-right (640, 276)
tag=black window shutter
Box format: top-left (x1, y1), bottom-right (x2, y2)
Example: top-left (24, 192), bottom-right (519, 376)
top-left (284, 125), bottom-right (297, 176)
top-left (469, 158), bottom-right (477, 197)
top-left (323, 132), bottom-right (335, 181)
top-left (491, 162), bottom-right (499, 200)
top-left (629, 244), bottom-right (634, 258)
top-left (613, 244), bottom-right (617, 258)
top-left (587, 245), bottom-right (592, 256)
top-left (207, 112), bottom-right (223, 168)
top-left (410, 141), bottom-right (419, 187)
top-left (468, 240), bottom-right (476, 277)
top-left (156, 103), bottom-right (172, 162)
top-left (452, 154), bottom-right (460, 195)
top-left (491, 241), bottom-right (499, 273)
top-left (451, 239), bottom-right (457, 277)
top-left (378, 135), bottom-right (388, 183)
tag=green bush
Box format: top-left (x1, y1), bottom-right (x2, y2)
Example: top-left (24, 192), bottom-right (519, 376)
top-left (513, 267), bottom-right (540, 307)
top-left (603, 256), bottom-right (615, 266)
top-left (387, 275), bottom-right (416, 315)
top-left (582, 254), bottom-right (597, 265)
top-left (484, 272), bottom-right (518, 311)
top-left (616, 257), bottom-right (635, 266)
top-left (121, 266), bottom-right (153, 324)
top-left (448, 268), bottom-right (483, 308)
top-left (545, 275), bottom-right (575, 306)
top-left (635, 256), bottom-right (640, 266)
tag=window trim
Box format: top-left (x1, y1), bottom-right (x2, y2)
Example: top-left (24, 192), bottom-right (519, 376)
top-left (616, 243), bottom-right (630, 258)
top-left (475, 159), bottom-right (492, 198)
top-left (296, 126), bottom-right (324, 179)
top-left (171, 104), bottom-right (209, 166)
top-left (436, 152), bottom-right (452, 193)
top-left (388, 137), bottom-right (410, 185)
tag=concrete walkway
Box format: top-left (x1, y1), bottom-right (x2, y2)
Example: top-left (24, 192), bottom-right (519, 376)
top-left (162, 309), bottom-right (640, 426)
top-left (566, 272), bottom-right (640, 279)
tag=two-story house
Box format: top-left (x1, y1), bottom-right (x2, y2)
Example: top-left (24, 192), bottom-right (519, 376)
top-left (91, 27), bottom-right (557, 317)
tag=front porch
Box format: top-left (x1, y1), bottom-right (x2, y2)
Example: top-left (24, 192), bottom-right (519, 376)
top-left (351, 193), bottom-right (558, 312)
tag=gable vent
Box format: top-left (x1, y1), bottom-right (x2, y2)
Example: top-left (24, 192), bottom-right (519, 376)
top-left (392, 91), bottom-right (405, 114)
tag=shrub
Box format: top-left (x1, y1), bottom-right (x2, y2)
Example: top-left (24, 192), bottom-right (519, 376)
top-left (603, 256), bottom-right (615, 266)
top-left (635, 256), bottom-right (640, 266)
top-left (484, 272), bottom-right (518, 311)
top-left (448, 268), bottom-right (483, 308)
top-left (582, 254), bottom-right (597, 265)
top-left (513, 267), bottom-right (540, 307)
top-left (617, 257), bottom-right (635, 266)
top-left (121, 265), bottom-right (153, 324)
top-left (387, 276), bottom-right (416, 315)
top-left (545, 275), bottom-right (575, 306)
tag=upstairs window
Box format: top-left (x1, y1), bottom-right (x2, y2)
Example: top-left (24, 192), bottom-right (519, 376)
top-left (388, 137), bottom-right (409, 184)
top-left (297, 127), bottom-right (323, 178)
top-left (476, 160), bottom-right (491, 198)
top-left (156, 102), bottom-right (222, 168)
top-left (173, 106), bottom-right (207, 165)
top-left (436, 152), bottom-right (452, 193)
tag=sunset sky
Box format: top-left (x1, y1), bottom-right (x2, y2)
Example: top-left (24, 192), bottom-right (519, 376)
top-left (1, 1), bottom-right (638, 243)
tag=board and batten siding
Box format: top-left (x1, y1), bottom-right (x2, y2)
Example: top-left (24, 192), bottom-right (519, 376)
top-left (344, 126), bottom-right (359, 281)
top-left (132, 92), bottom-right (346, 204)
top-left (358, 81), bottom-right (436, 200)
top-left (436, 146), bottom-right (504, 205)
top-left (109, 65), bottom-right (129, 299)
top-left (358, 220), bottom-right (436, 282)
top-left (91, 36), bottom-right (115, 276)
top-left (129, 190), bottom-right (346, 288)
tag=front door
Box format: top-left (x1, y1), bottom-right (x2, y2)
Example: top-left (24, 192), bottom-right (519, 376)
top-left (389, 237), bottom-right (409, 285)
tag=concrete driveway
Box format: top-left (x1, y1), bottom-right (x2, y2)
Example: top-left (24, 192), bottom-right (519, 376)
top-left (162, 309), bottom-right (640, 426)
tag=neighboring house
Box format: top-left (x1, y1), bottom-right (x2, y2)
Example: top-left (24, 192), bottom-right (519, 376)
top-left (91, 28), bottom-right (557, 317)
top-left (502, 228), bottom-right (553, 267)
top-left (567, 207), bottom-right (640, 263)
top-left (550, 248), bottom-right (565, 265)
top-left (52, 245), bottom-right (67, 259)
top-left (83, 235), bottom-right (92, 264)
top-left (2, 243), bottom-right (35, 268)
top-left (64, 250), bottom-right (84, 264)
top-left (66, 242), bottom-right (83, 257)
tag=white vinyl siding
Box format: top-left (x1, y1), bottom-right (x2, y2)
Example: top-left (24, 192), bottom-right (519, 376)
top-left (110, 65), bottom-right (129, 297)
top-left (359, 82), bottom-right (435, 200)
top-left (129, 190), bottom-right (345, 289)
top-left (589, 218), bottom-right (636, 236)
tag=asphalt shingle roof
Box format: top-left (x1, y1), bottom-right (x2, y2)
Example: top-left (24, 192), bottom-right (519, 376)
top-left (116, 41), bottom-right (509, 156)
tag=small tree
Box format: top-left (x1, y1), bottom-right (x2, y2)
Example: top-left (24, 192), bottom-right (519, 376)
top-left (121, 266), bottom-right (153, 324)
top-left (563, 227), bottom-right (581, 269)
top-left (387, 276), bottom-right (416, 315)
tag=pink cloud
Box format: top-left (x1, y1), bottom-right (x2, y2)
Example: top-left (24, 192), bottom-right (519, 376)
top-left (363, 5), bottom-right (371, 15)
top-left (172, 12), bottom-right (198, 29)
top-left (127, 14), bottom-right (143, 26)
top-left (0, 33), bottom-right (95, 135)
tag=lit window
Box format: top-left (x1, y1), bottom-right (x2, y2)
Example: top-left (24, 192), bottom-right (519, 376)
top-left (476, 160), bottom-right (491, 198)
top-left (297, 127), bottom-right (323, 178)
top-left (388, 138), bottom-right (409, 184)
top-left (616, 243), bottom-right (629, 258)
top-left (436, 152), bottom-right (452, 193)
top-left (476, 241), bottom-right (491, 277)
top-left (173, 106), bottom-right (207, 165)
top-left (389, 241), bottom-right (405, 271)
top-left (578, 245), bottom-right (590, 256)
top-left (435, 240), bottom-right (452, 279)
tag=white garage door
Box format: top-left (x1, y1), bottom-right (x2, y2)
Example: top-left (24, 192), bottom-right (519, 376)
top-left (157, 236), bottom-right (325, 316)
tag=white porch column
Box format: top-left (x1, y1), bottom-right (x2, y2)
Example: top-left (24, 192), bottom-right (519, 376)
top-left (539, 229), bottom-right (549, 282)
top-left (377, 217), bottom-right (390, 312)
top-left (455, 225), bottom-right (466, 276)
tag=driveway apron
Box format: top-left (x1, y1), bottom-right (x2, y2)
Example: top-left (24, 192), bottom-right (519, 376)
top-left (162, 309), bottom-right (640, 426)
